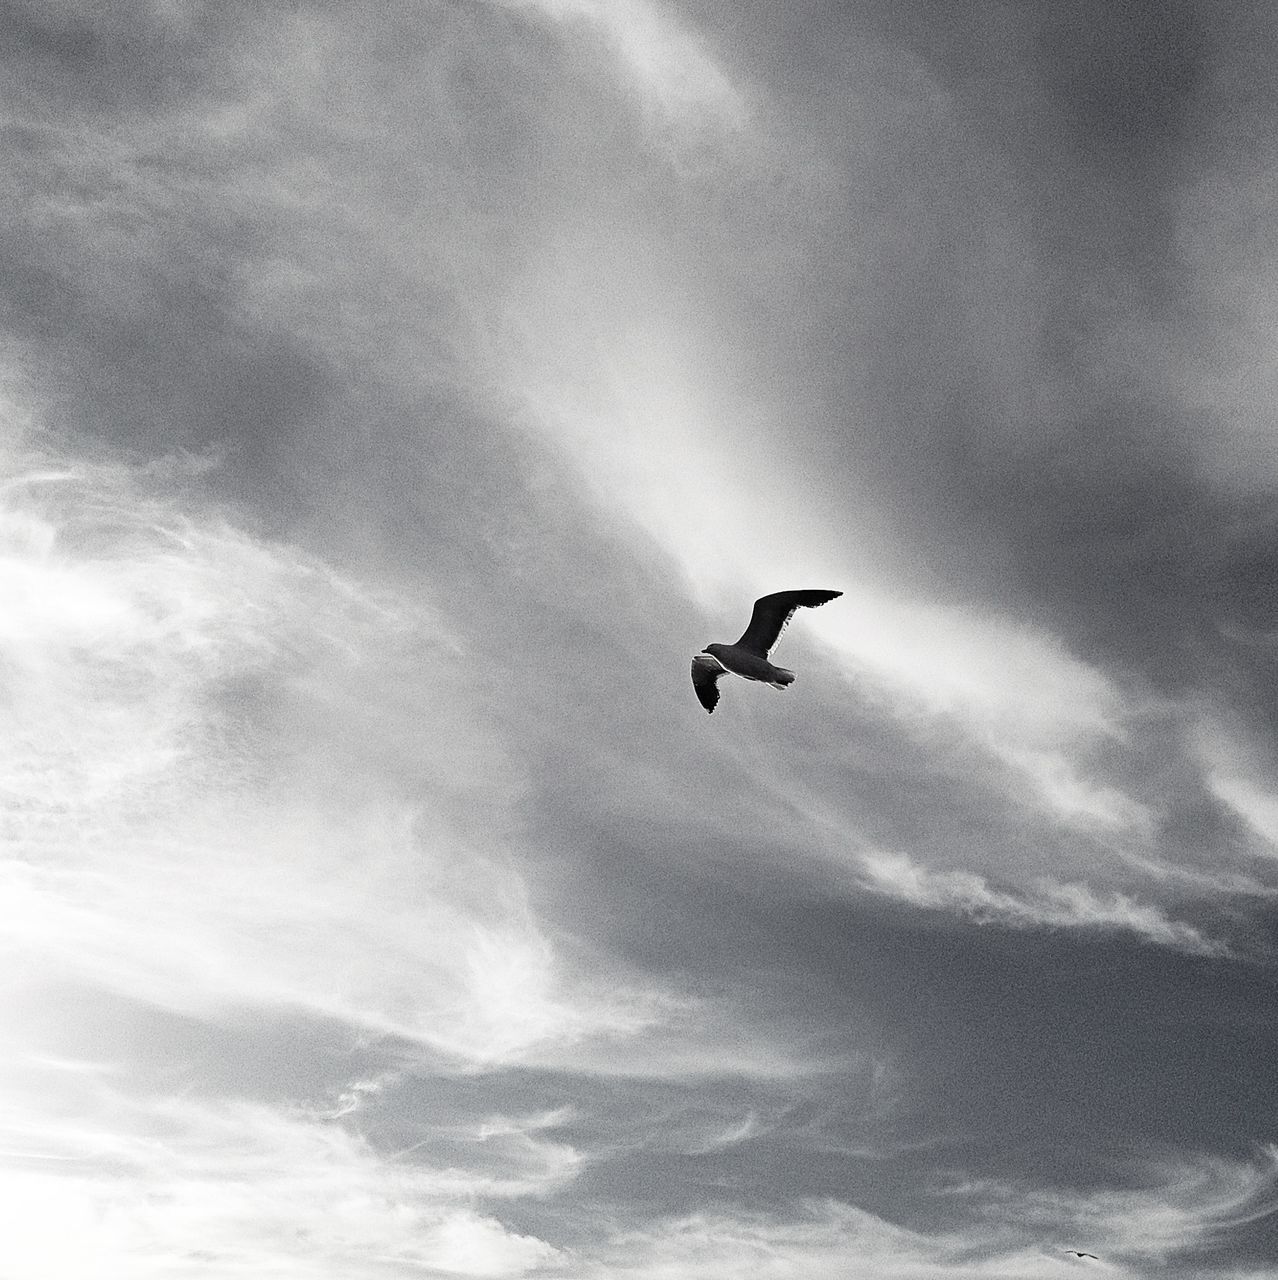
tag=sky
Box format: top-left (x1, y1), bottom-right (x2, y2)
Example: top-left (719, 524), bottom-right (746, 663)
top-left (4, 0), bottom-right (1278, 1276)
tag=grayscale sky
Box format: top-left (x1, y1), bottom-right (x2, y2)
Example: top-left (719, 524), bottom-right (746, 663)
top-left (4, 1), bottom-right (1278, 1276)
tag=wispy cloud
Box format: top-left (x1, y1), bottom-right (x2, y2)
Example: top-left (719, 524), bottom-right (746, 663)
top-left (0, 421), bottom-right (672, 1067)
top-left (948, 1146), bottom-right (1278, 1265)
top-left (0, 1057), bottom-right (568, 1279)
top-left (855, 849), bottom-right (1221, 954)
top-left (583, 1145), bottom-right (1278, 1279)
top-left (576, 1198), bottom-right (1110, 1279)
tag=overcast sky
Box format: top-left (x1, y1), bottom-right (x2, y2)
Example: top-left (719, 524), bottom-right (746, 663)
top-left (4, 1), bottom-right (1278, 1276)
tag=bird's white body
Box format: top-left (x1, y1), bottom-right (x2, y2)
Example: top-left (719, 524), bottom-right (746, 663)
top-left (701, 644), bottom-right (794, 688)
top-left (690, 589), bottom-right (841, 713)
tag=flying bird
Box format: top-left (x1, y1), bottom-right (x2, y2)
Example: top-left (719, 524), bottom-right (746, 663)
top-left (691, 589), bottom-right (842, 713)
top-left (1065, 1252), bottom-right (1098, 1261)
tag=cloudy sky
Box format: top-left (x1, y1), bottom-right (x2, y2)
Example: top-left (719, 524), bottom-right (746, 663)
top-left (5, 0), bottom-right (1278, 1276)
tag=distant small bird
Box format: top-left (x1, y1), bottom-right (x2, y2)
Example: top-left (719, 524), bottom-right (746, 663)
top-left (1066, 1252), bottom-right (1098, 1261)
top-left (691, 589), bottom-right (842, 714)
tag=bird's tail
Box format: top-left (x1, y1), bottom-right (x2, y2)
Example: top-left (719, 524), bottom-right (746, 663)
top-left (768, 668), bottom-right (796, 689)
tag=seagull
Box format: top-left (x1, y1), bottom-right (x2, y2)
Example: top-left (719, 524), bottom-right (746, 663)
top-left (691, 589), bottom-right (842, 714)
top-left (1065, 1252), bottom-right (1099, 1261)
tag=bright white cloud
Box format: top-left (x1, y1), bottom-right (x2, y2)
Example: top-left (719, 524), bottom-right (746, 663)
top-left (855, 849), bottom-right (1220, 954)
top-left (0, 1057), bottom-right (569, 1280)
top-left (0, 422), bottom-right (667, 1067)
top-left (501, 246), bottom-right (1145, 835)
top-left (815, 595), bottom-right (1122, 741)
top-left (503, 259), bottom-right (1222, 949)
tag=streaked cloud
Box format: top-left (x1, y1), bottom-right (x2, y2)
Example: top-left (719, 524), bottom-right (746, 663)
top-left (0, 420), bottom-right (672, 1067)
top-left (0, 1056), bottom-right (568, 1279)
top-left (855, 849), bottom-right (1220, 954)
top-left (950, 1146), bottom-right (1278, 1265)
top-left (585, 1147), bottom-right (1278, 1278)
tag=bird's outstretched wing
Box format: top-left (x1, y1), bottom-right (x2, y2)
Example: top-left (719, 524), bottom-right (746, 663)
top-left (691, 654), bottom-right (726, 713)
top-left (735, 589), bottom-right (842, 658)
